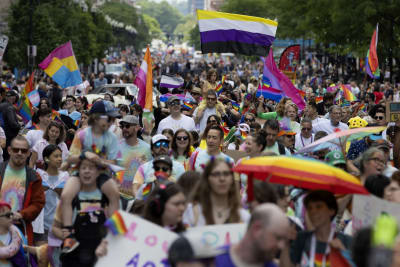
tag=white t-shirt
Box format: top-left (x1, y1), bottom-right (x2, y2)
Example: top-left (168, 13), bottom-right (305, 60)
top-left (295, 133), bottom-right (315, 151)
top-left (0, 127), bottom-right (5, 163)
top-left (312, 120), bottom-right (349, 134)
top-left (183, 203), bottom-right (250, 227)
top-left (193, 107), bottom-right (217, 134)
top-left (25, 129), bottom-right (44, 148)
top-left (189, 149), bottom-right (234, 171)
top-left (263, 142), bottom-right (291, 155)
top-left (157, 114), bottom-right (196, 134)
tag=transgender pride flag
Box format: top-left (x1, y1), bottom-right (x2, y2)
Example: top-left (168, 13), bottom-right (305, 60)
top-left (135, 47), bottom-right (153, 111)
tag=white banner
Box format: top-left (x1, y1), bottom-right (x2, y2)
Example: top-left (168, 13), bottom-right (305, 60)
top-left (185, 223), bottom-right (246, 249)
top-left (95, 211), bottom-right (178, 267)
top-left (0, 35), bottom-right (8, 62)
top-left (352, 194), bottom-right (400, 233)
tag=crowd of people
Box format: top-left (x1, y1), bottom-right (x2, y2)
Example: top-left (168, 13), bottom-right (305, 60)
top-left (0, 51), bottom-right (400, 267)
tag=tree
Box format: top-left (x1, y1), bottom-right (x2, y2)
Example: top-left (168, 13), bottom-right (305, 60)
top-left (220, 0), bottom-right (277, 20)
top-left (5, 0), bottom-right (114, 68)
top-left (188, 24), bottom-right (201, 50)
top-left (174, 15), bottom-right (196, 42)
top-left (138, 0), bottom-right (183, 37)
top-left (100, 1), bottom-right (150, 50)
top-left (143, 14), bottom-right (165, 41)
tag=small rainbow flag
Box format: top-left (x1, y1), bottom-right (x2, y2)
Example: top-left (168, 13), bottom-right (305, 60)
top-left (340, 84), bottom-right (356, 102)
top-left (182, 102), bottom-right (193, 110)
top-left (315, 96), bottom-right (323, 104)
top-left (141, 183), bottom-right (152, 200)
top-left (215, 75), bottom-right (226, 95)
top-left (19, 72), bottom-right (35, 124)
top-left (104, 211), bottom-right (127, 236)
top-left (116, 170), bottom-right (124, 183)
top-left (359, 103), bottom-right (367, 112)
top-left (240, 130), bottom-right (247, 140)
top-left (74, 120), bottom-right (80, 127)
top-left (231, 100), bottom-right (240, 111)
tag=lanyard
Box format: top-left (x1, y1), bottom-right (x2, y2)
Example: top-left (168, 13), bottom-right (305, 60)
top-left (309, 226), bottom-right (335, 267)
top-left (300, 135), bottom-right (313, 148)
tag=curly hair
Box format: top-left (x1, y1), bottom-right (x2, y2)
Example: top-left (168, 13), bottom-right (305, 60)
top-left (275, 97), bottom-right (291, 117)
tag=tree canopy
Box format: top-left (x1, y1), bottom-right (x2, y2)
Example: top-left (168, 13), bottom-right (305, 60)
top-left (138, 0), bottom-right (183, 37)
top-left (5, 0), bottom-right (114, 68)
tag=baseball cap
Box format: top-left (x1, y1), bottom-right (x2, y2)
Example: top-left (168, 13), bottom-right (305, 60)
top-left (167, 96), bottom-right (180, 105)
top-left (6, 90), bottom-right (18, 97)
top-left (325, 151), bottom-right (346, 166)
top-left (168, 233), bottom-right (224, 264)
top-left (153, 155), bottom-right (173, 168)
top-left (120, 115), bottom-right (139, 125)
top-left (151, 134), bottom-right (169, 145)
top-left (90, 100), bottom-right (121, 118)
top-left (192, 87), bottom-right (201, 94)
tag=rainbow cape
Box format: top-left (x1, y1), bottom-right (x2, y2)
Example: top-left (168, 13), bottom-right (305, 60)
top-left (104, 211), bottom-right (127, 235)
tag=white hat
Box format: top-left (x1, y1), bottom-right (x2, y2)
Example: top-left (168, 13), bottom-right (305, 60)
top-left (151, 134), bottom-right (169, 145)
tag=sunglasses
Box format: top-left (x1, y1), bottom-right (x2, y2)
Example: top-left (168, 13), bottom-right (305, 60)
top-left (154, 166), bottom-right (170, 172)
top-left (176, 136), bottom-right (189, 141)
top-left (169, 101), bottom-right (181, 107)
top-left (374, 116), bottom-right (384, 120)
top-left (0, 212), bottom-right (12, 219)
top-left (11, 147), bottom-right (29, 154)
top-left (207, 97), bottom-right (217, 101)
top-left (119, 124), bottom-right (133, 129)
top-left (245, 118), bottom-right (255, 122)
top-left (154, 141), bottom-right (169, 148)
top-left (302, 127), bottom-right (312, 131)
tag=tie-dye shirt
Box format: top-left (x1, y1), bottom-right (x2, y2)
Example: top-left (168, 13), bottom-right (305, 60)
top-left (117, 139), bottom-right (152, 190)
top-left (1, 166), bottom-right (26, 211)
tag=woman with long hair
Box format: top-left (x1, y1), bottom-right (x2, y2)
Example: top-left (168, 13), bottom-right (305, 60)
top-left (170, 129), bottom-right (192, 168)
top-left (183, 159), bottom-right (249, 227)
top-left (29, 121), bottom-right (68, 169)
top-left (142, 183), bottom-right (186, 233)
top-left (75, 96), bottom-right (89, 112)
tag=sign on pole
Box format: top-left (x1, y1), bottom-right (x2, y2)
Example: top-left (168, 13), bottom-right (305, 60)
top-left (0, 35), bottom-right (9, 62)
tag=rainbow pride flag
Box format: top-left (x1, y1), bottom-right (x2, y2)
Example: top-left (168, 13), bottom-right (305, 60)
top-left (141, 183), bottom-right (152, 200)
top-left (38, 41), bottom-right (82, 88)
top-left (365, 24), bottom-right (380, 79)
top-left (215, 75), bottom-right (226, 95)
top-left (135, 46), bottom-right (153, 111)
top-left (182, 102), bottom-right (194, 110)
top-left (19, 72), bottom-right (35, 124)
top-left (315, 96), bottom-right (323, 104)
top-left (231, 100), bottom-right (240, 111)
top-left (115, 171), bottom-right (124, 183)
top-left (340, 85), bottom-right (356, 102)
top-left (104, 211), bottom-right (127, 235)
top-left (74, 120), bottom-right (80, 127)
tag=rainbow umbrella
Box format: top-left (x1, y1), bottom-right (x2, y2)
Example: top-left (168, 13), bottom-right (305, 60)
top-left (233, 156), bottom-right (368, 201)
top-left (297, 126), bottom-right (387, 154)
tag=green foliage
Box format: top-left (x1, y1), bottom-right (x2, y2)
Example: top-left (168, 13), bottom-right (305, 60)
top-left (100, 1), bottom-right (149, 50)
top-left (138, 0), bottom-right (183, 36)
top-left (214, 0), bottom-right (400, 62)
top-left (5, 0), bottom-right (114, 68)
top-left (188, 24), bottom-right (201, 50)
top-left (143, 14), bottom-right (165, 41)
top-left (220, 0), bottom-right (277, 20)
top-left (174, 15), bottom-right (196, 41)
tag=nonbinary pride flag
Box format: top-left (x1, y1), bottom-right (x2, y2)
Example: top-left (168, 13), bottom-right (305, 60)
top-left (38, 41), bottom-right (82, 88)
top-left (197, 10), bottom-right (277, 56)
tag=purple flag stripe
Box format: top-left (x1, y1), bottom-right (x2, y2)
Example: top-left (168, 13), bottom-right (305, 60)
top-left (200, 29), bottom-right (275, 46)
